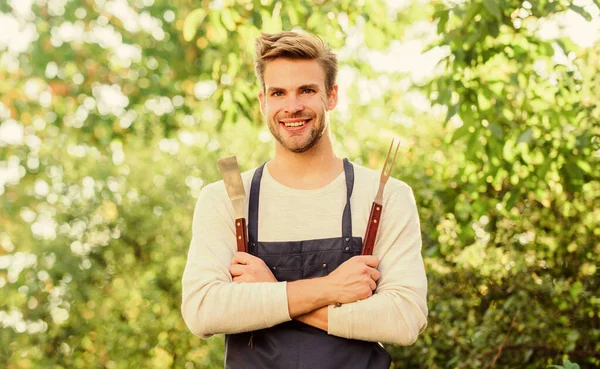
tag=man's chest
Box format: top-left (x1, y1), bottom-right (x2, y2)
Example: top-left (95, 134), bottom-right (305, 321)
top-left (255, 190), bottom-right (348, 242)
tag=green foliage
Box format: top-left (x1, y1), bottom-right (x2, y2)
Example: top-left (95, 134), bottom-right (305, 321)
top-left (409, 0), bottom-right (600, 367)
top-left (549, 359), bottom-right (582, 369)
top-left (1, 0), bottom-right (598, 368)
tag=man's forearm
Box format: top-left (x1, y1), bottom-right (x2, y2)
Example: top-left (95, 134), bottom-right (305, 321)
top-left (182, 277), bottom-right (292, 337)
top-left (288, 278), bottom-right (331, 331)
top-left (294, 306), bottom-right (328, 331)
top-left (286, 277), bottom-right (335, 318)
top-left (183, 277), bottom-right (331, 337)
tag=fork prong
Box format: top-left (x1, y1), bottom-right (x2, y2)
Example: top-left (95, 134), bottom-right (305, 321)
top-left (381, 139), bottom-right (394, 177)
top-left (388, 140), bottom-right (400, 174)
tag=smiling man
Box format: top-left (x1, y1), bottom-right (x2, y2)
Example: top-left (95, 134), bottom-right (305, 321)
top-left (181, 31), bottom-right (428, 369)
top-left (260, 59), bottom-right (333, 155)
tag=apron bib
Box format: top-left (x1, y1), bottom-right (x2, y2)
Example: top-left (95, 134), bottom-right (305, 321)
top-left (225, 159), bottom-right (391, 369)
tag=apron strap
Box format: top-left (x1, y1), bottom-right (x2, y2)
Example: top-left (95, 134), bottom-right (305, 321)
top-left (247, 159), bottom-right (355, 251)
top-left (248, 163), bottom-right (266, 251)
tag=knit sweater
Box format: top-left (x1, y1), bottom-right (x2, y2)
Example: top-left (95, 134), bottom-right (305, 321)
top-left (181, 162), bottom-right (428, 345)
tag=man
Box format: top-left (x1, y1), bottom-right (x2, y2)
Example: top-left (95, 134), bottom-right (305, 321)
top-left (181, 31), bottom-right (428, 368)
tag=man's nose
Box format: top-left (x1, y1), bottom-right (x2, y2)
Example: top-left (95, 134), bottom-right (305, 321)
top-left (284, 94), bottom-right (304, 114)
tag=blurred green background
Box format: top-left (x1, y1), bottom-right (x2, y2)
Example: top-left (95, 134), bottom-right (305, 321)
top-left (1, 0), bottom-right (599, 368)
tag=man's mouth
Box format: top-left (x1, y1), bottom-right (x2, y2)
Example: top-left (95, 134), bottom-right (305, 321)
top-left (280, 118), bottom-right (312, 129)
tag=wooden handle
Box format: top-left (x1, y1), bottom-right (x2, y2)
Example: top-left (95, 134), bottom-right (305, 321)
top-left (361, 202), bottom-right (382, 255)
top-left (235, 218), bottom-right (248, 253)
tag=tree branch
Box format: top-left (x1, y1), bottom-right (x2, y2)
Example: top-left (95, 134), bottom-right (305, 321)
top-left (489, 308), bottom-right (520, 369)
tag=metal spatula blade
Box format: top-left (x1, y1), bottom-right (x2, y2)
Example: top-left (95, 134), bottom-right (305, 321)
top-left (217, 156), bottom-right (246, 220)
top-left (217, 156), bottom-right (248, 253)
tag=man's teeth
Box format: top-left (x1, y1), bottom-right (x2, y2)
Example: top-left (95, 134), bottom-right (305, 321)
top-left (284, 120), bottom-right (307, 127)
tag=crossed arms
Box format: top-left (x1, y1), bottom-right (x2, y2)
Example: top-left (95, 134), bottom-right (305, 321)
top-left (230, 251), bottom-right (381, 331)
top-left (181, 180), bottom-right (428, 345)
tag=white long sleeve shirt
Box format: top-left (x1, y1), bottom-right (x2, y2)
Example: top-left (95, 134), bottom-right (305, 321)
top-left (181, 162), bottom-right (428, 345)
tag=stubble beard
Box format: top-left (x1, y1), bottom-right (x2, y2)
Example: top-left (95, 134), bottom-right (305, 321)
top-left (269, 112), bottom-right (326, 154)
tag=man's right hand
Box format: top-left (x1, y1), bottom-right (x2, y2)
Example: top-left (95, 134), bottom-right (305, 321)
top-left (324, 256), bottom-right (380, 304)
top-left (286, 255), bottom-right (380, 318)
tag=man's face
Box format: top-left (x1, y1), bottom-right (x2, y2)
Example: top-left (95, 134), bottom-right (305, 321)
top-left (258, 58), bottom-right (338, 154)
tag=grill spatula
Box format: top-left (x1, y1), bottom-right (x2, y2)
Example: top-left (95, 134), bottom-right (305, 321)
top-left (217, 156), bottom-right (248, 253)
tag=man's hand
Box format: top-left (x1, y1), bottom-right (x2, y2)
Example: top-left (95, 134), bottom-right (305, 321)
top-left (324, 255), bottom-right (380, 304)
top-left (229, 252), bottom-right (277, 283)
top-left (286, 255), bottom-right (380, 318)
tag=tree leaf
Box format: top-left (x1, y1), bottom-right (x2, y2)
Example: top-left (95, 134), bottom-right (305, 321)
top-left (563, 359), bottom-right (581, 369)
top-left (451, 124), bottom-right (471, 143)
top-left (482, 0), bottom-right (502, 21)
top-left (505, 189), bottom-right (520, 211)
top-left (208, 11), bottom-right (228, 43)
top-left (517, 128), bottom-right (533, 143)
top-left (364, 23), bottom-right (387, 50)
top-left (565, 161), bottom-right (583, 181)
top-left (287, 5), bottom-right (299, 25)
top-left (568, 4), bottom-right (592, 22)
top-left (183, 9), bottom-right (207, 42)
top-left (220, 9), bottom-right (237, 32)
top-left (486, 21), bottom-right (500, 38)
top-left (261, 9), bottom-right (282, 33)
top-left (445, 103), bottom-right (459, 125)
top-left (436, 9), bottom-right (450, 34)
top-left (489, 123), bottom-right (504, 139)
top-left (576, 160), bottom-right (591, 174)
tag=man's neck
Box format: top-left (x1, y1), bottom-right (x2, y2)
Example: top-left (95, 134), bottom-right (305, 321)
top-left (268, 136), bottom-right (343, 190)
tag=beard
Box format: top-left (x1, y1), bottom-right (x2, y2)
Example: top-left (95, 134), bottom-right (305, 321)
top-left (268, 111), bottom-right (326, 153)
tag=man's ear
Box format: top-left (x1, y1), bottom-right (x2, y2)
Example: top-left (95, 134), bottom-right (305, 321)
top-left (258, 90), bottom-right (266, 116)
top-left (327, 84), bottom-right (339, 111)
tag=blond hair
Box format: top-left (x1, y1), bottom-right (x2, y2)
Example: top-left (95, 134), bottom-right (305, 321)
top-left (254, 31), bottom-right (338, 93)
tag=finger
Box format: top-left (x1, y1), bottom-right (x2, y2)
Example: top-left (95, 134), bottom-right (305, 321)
top-left (368, 267), bottom-right (380, 282)
top-left (231, 252), bottom-right (254, 265)
top-left (234, 275), bottom-right (251, 283)
top-left (229, 264), bottom-right (245, 277)
top-left (233, 252), bottom-right (264, 265)
top-left (349, 255), bottom-right (375, 265)
top-left (368, 278), bottom-right (377, 291)
top-left (360, 255), bottom-right (380, 268)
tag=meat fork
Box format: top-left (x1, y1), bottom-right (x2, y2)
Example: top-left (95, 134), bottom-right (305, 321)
top-left (360, 139), bottom-right (400, 256)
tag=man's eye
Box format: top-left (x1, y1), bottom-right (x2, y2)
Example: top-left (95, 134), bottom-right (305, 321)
top-left (302, 89), bottom-right (315, 94)
top-left (271, 91), bottom-right (283, 97)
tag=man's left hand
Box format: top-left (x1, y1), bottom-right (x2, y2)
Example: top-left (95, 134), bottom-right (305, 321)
top-left (229, 252), bottom-right (277, 283)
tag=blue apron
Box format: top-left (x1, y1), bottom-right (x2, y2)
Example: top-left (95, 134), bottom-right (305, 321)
top-left (224, 159), bottom-right (392, 369)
